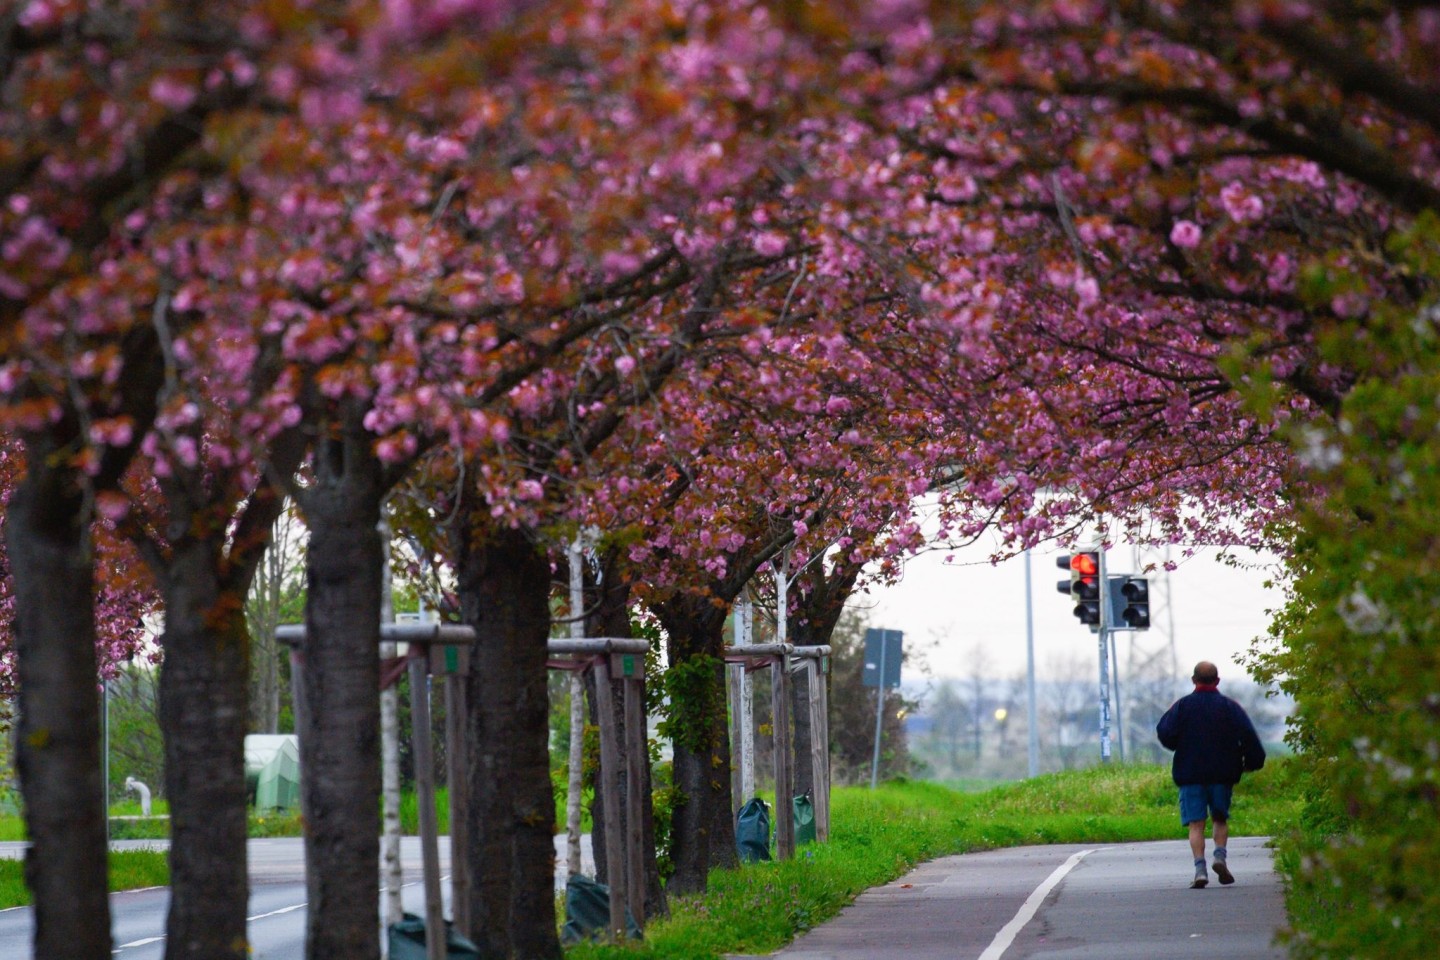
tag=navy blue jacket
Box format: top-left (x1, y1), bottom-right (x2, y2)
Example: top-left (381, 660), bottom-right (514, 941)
top-left (1156, 688), bottom-right (1266, 786)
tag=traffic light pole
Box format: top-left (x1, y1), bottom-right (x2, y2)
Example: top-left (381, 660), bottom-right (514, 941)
top-left (1096, 548), bottom-right (1113, 764)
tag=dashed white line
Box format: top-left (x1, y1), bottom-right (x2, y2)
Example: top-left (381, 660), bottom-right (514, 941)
top-left (976, 848), bottom-right (1095, 960)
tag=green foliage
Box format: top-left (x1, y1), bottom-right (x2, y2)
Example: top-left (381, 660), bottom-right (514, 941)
top-left (658, 654), bottom-right (724, 754)
top-left (1244, 212), bottom-right (1440, 959)
top-left (0, 850), bottom-right (170, 909)
top-left (649, 761), bottom-right (677, 882)
top-left (104, 665), bottom-right (165, 800)
top-left (568, 761), bottom-right (1301, 959)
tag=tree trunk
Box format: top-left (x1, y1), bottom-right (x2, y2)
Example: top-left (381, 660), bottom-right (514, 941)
top-left (157, 544), bottom-right (250, 960)
top-left (456, 520), bottom-right (560, 960)
top-left (651, 595), bottom-right (736, 897)
top-left (787, 562), bottom-right (862, 805)
top-left (4, 454), bottom-right (112, 960)
top-left (585, 559), bottom-right (666, 919)
top-left (296, 429), bottom-right (384, 960)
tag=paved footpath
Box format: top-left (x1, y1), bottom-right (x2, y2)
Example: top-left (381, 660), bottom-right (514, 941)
top-left (753, 836), bottom-right (1285, 960)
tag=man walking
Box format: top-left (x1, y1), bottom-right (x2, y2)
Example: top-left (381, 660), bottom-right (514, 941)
top-left (1157, 661), bottom-right (1266, 888)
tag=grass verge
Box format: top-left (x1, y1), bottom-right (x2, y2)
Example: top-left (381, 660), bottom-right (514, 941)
top-left (0, 850), bottom-right (169, 910)
top-left (568, 760), bottom-right (1301, 960)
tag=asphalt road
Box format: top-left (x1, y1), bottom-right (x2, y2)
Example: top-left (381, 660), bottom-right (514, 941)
top-left (766, 836), bottom-right (1285, 960)
top-left (0, 835), bottom-right (595, 959)
top-left (0, 836), bottom-right (1283, 959)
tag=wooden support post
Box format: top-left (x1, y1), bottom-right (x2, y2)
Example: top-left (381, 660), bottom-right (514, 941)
top-left (819, 656), bottom-right (832, 841)
top-left (407, 659), bottom-right (446, 960)
top-left (286, 648), bottom-right (313, 834)
top-left (739, 666), bottom-right (755, 805)
top-left (591, 657), bottom-right (629, 941)
top-left (806, 659), bottom-right (829, 842)
top-left (727, 663), bottom-right (744, 814)
top-left (623, 674), bottom-right (646, 925)
top-left (772, 652), bottom-right (794, 860)
top-left (445, 674), bottom-right (470, 933)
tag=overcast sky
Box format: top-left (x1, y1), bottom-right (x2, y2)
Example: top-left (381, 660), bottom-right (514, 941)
top-left (852, 531), bottom-right (1286, 689)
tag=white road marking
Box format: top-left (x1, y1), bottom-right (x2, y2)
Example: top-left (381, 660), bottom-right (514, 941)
top-left (101, 869), bottom-right (453, 953)
top-left (113, 935), bottom-right (164, 951)
top-left (248, 902), bottom-right (306, 921)
top-left (976, 849), bottom-right (1095, 960)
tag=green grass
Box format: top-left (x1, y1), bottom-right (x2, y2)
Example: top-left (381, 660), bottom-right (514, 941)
top-left (0, 787), bottom-right (466, 842)
top-left (568, 760), bottom-right (1302, 960)
top-left (0, 850), bottom-right (169, 909)
top-left (0, 761), bottom-right (1304, 947)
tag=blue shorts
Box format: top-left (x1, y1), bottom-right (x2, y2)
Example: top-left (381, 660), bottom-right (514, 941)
top-left (1178, 784), bottom-right (1232, 825)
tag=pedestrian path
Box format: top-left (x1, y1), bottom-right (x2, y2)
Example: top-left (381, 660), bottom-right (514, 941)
top-left (744, 836), bottom-right (1284, 960)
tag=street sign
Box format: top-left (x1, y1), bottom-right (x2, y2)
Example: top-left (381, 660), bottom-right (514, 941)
top-left (862, 628), bottom-right (903, 688)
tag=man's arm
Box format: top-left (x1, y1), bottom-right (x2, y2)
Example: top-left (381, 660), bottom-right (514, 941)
top-left (1156, 700), bottom-right (1181, 751)
top-left (1234, 703), bottom-right (1266, 772)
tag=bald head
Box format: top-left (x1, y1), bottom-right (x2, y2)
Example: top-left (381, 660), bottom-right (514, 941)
top-left (1192, 661), bottom-right (1219, 685)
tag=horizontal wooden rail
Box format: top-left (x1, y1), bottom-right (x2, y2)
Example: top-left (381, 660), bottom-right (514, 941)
top-left (724, 643), bottom-right (793, 657)
top-left (275, 623), bottom-right (475, 646)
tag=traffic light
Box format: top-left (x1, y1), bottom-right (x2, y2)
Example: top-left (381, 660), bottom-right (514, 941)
top-left (1121, 576), bottom-right (1150, 629)
top-left (1055, 551), bottom-right (1102, 626)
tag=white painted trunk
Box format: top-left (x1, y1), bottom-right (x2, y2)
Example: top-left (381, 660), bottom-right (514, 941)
top-left (565, 539), bottom-right (585, 878)
top-left (380, 521), bottom-right (403, 929)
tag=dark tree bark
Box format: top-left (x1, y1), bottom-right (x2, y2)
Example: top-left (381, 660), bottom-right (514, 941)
top-left (144, 462), bottom-right (295, 960)
top-left (156, 550), bottom-right (251, 960)
top-left (583, 553), bottom-right (667, 920)
top-left (294, 416), bottom-right (385, 960)
top-left (649, 594), bottom-right (737, 897)
top-left (455, 517), bottom-right (560, 960)
top-left (4, 452), bottom-right (111, 960)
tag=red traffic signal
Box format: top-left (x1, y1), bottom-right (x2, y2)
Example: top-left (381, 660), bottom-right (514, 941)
top-left (1056, 551), bottom-right (1102, 625)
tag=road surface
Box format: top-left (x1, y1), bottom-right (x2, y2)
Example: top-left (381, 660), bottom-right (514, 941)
top-left (0, 836), bottom-right (1283, 959)
top-left (765, 836), bottom-right (1285, 960)
top-left (0, 835), bottom-right (594, 959)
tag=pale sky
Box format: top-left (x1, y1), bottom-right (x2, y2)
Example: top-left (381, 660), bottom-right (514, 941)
top-left (852, 532), bottom-right (1287, 687)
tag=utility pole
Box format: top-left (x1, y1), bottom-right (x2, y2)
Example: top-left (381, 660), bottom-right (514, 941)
top-left (1024, 549), bottom-right (1039, 778)
top-left (1096, 545), bottom-right (1113, 764)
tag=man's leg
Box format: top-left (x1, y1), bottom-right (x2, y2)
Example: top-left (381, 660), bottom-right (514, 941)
top-left (1179, 786), bottom-right (1210, 888)
top-left (1187, 820), bottom-right (1208, 888)
top-left (1212, 817), bottom-right (1234, 884)
top-left (1188, 820), bottom-right (1207, 861)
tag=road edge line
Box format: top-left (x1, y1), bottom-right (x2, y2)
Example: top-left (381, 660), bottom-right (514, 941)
top-left (976, 848), bottom-right (1095, 960)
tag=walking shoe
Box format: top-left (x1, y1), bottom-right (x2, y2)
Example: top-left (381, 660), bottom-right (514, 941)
top-left (1213, 857), bottom-right (1234, 885)
top-left (1190, 863), bottom-right (1208, 889)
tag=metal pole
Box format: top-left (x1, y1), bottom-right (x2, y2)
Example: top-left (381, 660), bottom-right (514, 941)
top-left (1024, 550), bottom-right (1039, 778)
top-left (870, 631), bottom-right (887, 789)
top-left (1110, 627), bottom-right (1125, 762)
top-left (1096, 546), bottom-right (1113, 763)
